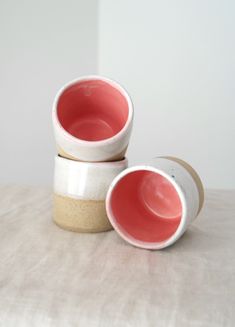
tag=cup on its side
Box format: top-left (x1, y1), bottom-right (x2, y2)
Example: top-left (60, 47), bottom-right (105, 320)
top-left (52, 75), bottom-right (134, 162)
top-left (53, 155), bottom-right (128, 233)
top-left (106, 156), bottom-right (204, 249)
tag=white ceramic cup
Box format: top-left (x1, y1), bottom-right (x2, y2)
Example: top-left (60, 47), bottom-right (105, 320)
top-left (106, 157), bottom-right (204, 249)
top-left (53, 155), bottom-right (128, 232)
top-left (52, 75), bottom-right (134, 162)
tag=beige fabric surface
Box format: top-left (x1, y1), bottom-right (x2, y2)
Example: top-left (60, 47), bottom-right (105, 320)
top-left (0, 185), bottom-right (234, 326)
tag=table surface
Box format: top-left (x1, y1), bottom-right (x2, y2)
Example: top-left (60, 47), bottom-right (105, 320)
top-left (0, 185), bottom-right (234, 327)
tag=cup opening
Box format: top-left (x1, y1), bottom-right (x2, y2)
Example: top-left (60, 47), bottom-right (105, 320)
top-left (109, 170), bottom-right (183, 244)
top-left (56, 78), bottom-right (130, 142)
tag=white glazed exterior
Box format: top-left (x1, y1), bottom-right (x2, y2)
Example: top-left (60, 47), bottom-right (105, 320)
top-left (54, 155), bottom-right (128, 200)
top-left (52, 75), bottom-right (134, 162)
top-left (106, 157), bottom-right (202, 250)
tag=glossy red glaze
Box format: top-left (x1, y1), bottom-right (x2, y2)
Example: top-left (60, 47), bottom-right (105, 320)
top-left (110, 170), bottom-right (182, 243)
top-left (57, 79), bottom-right (129, 141)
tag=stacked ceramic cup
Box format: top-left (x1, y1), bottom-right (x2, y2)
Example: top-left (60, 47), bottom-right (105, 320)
top-left (52, 76), bottom-right (133, 233)
top-left (52, 75), bottom-right (204, 249)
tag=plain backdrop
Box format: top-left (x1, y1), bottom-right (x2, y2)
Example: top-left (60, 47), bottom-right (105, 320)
top-left (99, 0), bottom-right (235, 189)
top-left (0, 0), bottom-right (98, 186)
top-left (1, 0), bottom-right (235, 188)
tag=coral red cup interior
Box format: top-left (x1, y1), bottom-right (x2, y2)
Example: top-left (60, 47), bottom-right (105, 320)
top-left (56, 78), bottom-right (130, 141)
top-left (109, 170), bottom-right (182, 244)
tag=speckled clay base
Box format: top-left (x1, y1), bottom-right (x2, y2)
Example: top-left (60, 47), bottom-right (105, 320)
top-left (163, 156), bottom-right (204, 213)
top-left (53, 193), bottom-right (113, 233)
top-left (57, 146), bottom-right (128, 162)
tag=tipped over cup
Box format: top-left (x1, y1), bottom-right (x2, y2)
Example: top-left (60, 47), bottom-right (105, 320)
top-left (106, 157), bottom-right (204, 249)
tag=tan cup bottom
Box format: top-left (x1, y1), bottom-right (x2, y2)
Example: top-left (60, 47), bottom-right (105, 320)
top-left (163, 156), bottom-right (204, 214)
top-left (57, 146), bottom-right (128, 162)
top-left (53, 194), bottom-right (113, 233)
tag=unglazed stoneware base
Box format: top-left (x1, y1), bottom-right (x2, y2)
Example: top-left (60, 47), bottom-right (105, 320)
top-left (53, 194), bottom-right (113, 233)
top-left (162, 156), bottom-right (204, 213)
top-left (57, 145), bottom-right (128, 162)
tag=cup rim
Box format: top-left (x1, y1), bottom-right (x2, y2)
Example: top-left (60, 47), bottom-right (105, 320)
top-left (105, 165), bottom-right (187, 250)
top-left (52, 75), bottom-right (134, 146)
top-left (56, 154), bottom-right (128, 168)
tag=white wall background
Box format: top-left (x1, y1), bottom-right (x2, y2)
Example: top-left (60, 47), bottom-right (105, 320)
top-left (99, 0), bottom-right (235, 189)
top-left (1, 0), bottom-right (234, 188)
top-left (0, 0), bottom-right (98, 186)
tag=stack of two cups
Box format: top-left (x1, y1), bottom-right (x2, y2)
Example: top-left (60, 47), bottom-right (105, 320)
top-left (52, 76), bottom-right (133, 233)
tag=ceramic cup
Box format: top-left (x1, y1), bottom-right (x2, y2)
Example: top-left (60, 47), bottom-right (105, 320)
top-left (106, 156), bottom-right (204, 249)
top-left (53, 155), bottom-right (128, 233)
top-left (52, 75), bottom-right (134, 162)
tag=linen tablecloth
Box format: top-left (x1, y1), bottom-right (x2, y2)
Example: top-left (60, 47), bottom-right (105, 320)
top-left (0, 185), bottom-right (234, 326)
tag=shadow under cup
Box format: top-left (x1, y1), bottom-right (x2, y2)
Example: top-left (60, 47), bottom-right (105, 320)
top-left (57, 79), bottom-right (130, 142)
top-left (107, 170), bottom-right (183, 246)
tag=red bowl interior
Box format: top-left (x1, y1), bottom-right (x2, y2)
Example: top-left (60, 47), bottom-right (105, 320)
top-left (109, 170), bottom-right (182, 243)
top-left (57, 79), bottom-right (129, 141)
